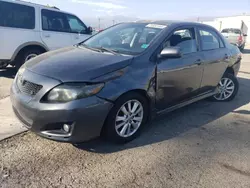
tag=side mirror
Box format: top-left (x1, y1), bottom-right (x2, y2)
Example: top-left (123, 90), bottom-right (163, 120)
top-left (87, 26), bottom-right (93, 34)
top-left (243, 34), bottom-right (248, 36)
top-left (158, 47), bottom-right (182, 59)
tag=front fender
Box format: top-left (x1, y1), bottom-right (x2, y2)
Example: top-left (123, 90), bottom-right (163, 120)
top-left (95, 64), bottom-right (156, 104)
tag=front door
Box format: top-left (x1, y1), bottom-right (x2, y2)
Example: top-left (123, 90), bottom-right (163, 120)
top-left (40, 9), bottom-right (73, 50)
top-left (156, 27), bottom-right (204, 110)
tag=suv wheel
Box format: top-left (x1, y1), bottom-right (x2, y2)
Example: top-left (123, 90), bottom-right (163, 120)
top-left (15, 49), bottom-right (42, 70)
top-left (0, 61), bottom-right (9, 69)
top-left (102, 92), bottom-right (149, 143)
top-left (212, 73), bottom-right (239, 101)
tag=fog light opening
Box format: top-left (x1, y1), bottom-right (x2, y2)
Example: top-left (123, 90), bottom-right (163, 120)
top-left (63, 124), bottom-right (71, 133)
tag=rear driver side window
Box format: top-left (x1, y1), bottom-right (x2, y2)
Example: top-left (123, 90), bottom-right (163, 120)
top-left (199, 29), bottom-right (220, 50)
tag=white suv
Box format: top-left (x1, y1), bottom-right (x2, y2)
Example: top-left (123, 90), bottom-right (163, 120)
top-left (0, 0), bottom-right (93, 69)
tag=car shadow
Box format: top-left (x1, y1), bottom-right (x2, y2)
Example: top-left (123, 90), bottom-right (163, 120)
top-left (73, 77), bottom-right (250, 154)
top-left (0, 66), bottom-right (16, 78)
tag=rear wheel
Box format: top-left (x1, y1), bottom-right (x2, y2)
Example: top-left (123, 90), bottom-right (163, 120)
top-left (212, 73), bottom-right (239, 101)
top-left (15, 49), bottom-right (42, 70)
top-left (102, 92), bottom-right (149, 143)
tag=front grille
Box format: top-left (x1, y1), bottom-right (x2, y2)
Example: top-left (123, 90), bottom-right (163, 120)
top-left (16, 75), bottom-right (42, 96)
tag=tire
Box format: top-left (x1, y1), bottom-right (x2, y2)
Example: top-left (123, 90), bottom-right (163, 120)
top-left (102, 92), bottom-right (149, 144)
top-left (211, 73), bottom-right (239, 102)
top-left (0, 61), bottom-right (9, 69)
top-left (15, 49), bottom-right (42, 70)
top-left (240, 46), bottom-right (244, 52)
top-left (239, 43), bottom-right (245, 52)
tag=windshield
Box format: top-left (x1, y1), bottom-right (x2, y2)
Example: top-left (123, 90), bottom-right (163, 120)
top-left (221, 28), bottom-right (241, 34)
top-left (82, 23), bottom-right (165, 55)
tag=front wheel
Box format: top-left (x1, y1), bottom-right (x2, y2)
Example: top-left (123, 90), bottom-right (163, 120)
top-left (212, 73), bottom-right (239, 101)
top-left (102, 92), bottom-right (149, 144)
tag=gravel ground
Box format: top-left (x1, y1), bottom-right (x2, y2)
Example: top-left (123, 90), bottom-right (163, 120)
top-left (0, 67), bottom-right (15, 100)
top-left (1, 49), bottom-right (250, 188)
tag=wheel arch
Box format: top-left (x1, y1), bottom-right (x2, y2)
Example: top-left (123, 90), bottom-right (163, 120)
top-left (114, 89), bottom-right (152, 107)
top-left (224, 66), bottom-right (235, 76)
top-left (11, 42), bottom-right (49, 63)
top-left (100, 88), bottom-right (153, 139)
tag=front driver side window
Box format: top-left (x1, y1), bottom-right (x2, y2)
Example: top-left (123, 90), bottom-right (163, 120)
top-left (66, 14), bottom-right (87, 34)
top-left (164, 28), bottom-right (197, 55)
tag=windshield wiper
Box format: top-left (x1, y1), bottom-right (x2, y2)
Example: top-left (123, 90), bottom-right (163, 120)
top-left (78, 44), bottom-right (102, 52)
top-left (97, 47), bottom-right (121, 55)
top-left (78, 44), bottom-right (121, 55)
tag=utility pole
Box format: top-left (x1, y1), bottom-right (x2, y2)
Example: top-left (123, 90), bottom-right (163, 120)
top-left (98, 18), bottom-right (101, 30)
top-left (112, 20), bottom-right (115, 25)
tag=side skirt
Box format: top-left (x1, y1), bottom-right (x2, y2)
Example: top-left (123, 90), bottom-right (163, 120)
top-left (156, 90), bottom-right (217, 116)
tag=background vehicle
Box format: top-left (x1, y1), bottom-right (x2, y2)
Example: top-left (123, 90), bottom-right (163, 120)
top-left (221, 20), bottom-right (248, 50)
top-left (11, 21), bottom-right (241, 144)
top-left (0, 0), bottom-right (92, 69)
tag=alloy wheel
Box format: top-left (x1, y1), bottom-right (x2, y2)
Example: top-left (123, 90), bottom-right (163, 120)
top-left (214, 78), bottom-right (235, 101)
top-left (115, 100), bottom-right (144, 138)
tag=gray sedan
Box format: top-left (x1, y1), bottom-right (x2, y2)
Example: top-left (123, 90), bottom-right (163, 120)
top-left (11, 21), bottom-right (241, 143)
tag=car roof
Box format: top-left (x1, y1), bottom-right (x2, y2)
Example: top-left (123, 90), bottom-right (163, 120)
top-left (2, 0), bottom-right (73, 15)
top-left (134, 20), bottom-right (213, 28)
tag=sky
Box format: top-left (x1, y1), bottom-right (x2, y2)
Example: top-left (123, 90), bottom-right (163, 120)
top-left (25, 0), bottom-right (250, 26)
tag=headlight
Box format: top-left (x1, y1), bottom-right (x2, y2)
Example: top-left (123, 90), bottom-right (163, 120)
top-left (46, 83), bottom-right (104, 102)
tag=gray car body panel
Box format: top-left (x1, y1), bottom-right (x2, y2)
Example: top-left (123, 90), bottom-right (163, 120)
top-left (11, 69), bottom-right (113, 142)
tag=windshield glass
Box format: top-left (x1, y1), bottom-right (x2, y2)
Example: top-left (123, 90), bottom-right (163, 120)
top-left (221, 28), bottom-right (241, 34)
top-left (82, 23), bottom-right (165, 55)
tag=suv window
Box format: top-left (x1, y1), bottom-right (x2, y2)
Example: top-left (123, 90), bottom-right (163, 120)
top-left (66, 14), bottom-right (87, 34)
top-left (221, 28), bottom-right (241, 34)
top-left (199, 29), bottom-right (220, 50)
top-left (164, 28), bottom-right (197, 55)
top-left (42, 9), bottom-right (70, 32)
top-left (0, 1), bottom-right (35, 29)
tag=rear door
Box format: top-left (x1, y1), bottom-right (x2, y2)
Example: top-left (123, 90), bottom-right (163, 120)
top-left (198, 27), bottom-right (229, 92)
top-left (156, 27), bottom-right (204, 110)
top-left (40, 9), bottom-right (72, 50)
top-left (65, 14), bottom-right (91, 45)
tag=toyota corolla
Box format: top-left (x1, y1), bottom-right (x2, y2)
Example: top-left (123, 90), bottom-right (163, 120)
top-left (11, 21), bottom-right (241, 143)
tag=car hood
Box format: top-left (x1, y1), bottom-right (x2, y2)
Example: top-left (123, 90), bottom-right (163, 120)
top-left (24, 46), bottom-right (133, 82)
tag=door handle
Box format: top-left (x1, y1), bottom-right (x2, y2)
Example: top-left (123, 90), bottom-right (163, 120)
top-left (194, 59), bottom-right (202, 65)
top-left (44, 34), bottom-right (50, 38)
top-left (75, 36), bottom-right (79, 39)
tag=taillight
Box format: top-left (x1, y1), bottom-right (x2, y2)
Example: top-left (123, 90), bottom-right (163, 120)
top-left (238, 35), bottom-right (243, 42)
